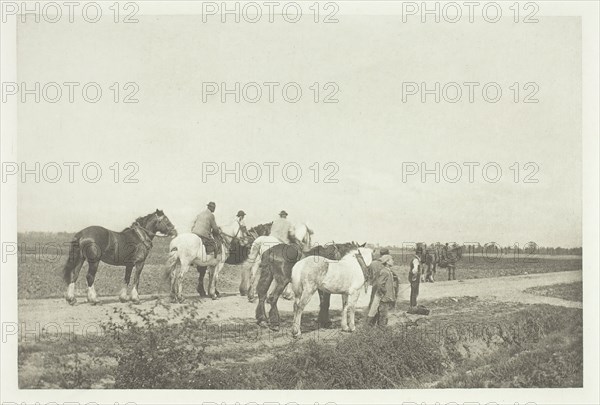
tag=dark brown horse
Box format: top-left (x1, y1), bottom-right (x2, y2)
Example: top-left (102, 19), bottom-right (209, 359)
top-left (255, 242), bottom-right (358, 331)
top-left (63, 209), bottom-right (176, 305)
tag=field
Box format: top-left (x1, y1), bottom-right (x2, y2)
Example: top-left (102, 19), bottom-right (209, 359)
top-left (17, 232), bottom-right (583, 300)
top-left (16, 232), bottom-right (583, 389)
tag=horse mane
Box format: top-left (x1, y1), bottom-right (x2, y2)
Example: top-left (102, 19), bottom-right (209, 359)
top-left (306, 242), bottom-right (357, 260)
top-left (248, 222), bottom-right (273, 236)
top-left (121, 211), bottom-right (156, 232)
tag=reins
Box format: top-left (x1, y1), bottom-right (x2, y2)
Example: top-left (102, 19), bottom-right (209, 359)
top-left (220, 221), bottom-right (249, 250)
top-left (129, 215), bottom-right (173, 249)
top-left (131, 223), bottom-right (153, 250)
top-left (354, 249), bottom-right (371, 293)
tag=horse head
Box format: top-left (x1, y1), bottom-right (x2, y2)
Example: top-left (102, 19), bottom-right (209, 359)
top-left (294, 223), bottom-right (313, 252)
top-left (137, 209), bottom-right (177, 237)
top-left (357, 246), bottom-right (373, 266)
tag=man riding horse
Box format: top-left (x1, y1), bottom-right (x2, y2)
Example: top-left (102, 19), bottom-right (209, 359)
top-left (270, 210), bottom-right (294, 243)
top-left (192, 201), bottom-right (222, 257)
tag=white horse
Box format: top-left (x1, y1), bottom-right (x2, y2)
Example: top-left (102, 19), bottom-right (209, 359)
top-left (166, 220), bottom-right (250, 302)
top-left (241, 223), bottom-right (313, 302)
top-left (290, 246), bottom-right (373, 337)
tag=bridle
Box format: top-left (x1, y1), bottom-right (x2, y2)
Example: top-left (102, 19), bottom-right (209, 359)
top-left (132, 214), bottom-right (173, 242)
top-left (354, 249), bottom-right (371, 293)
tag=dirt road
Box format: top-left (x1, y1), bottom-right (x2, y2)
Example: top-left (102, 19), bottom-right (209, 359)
top-left (17, 270), bottom-right (581, 334)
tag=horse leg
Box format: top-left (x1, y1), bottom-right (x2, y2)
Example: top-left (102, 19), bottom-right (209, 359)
top-left (255, 265), bottom-right (273, 328)
top-left (196, 266), bottom-right (207, 297)
top-left (85, 260), bottom-right (100, 305)
top-left (214, 261), bottom-right (224, 298)
top-left (291, 287), bottom-right (314, 338)
top-left (267, 280), bottom-right (289, 331)
top-left (208, 262), bottom-right (224, 300)
top-left (169, 257), bottom-right (181, 302)
top-left (340, 294), bottom-right (350, 332)
top-left (65, 255), bottom-right (85, 305)
top-left (120, 265), bottom-right (133, 302)
top-left (130, 262), bottom-right (146, 304)
top-left (176, 259), bottom-right (191, 303)
top-left (318, 290), bottom-right (332, 328)
top-left (248, 259), bottom-right (261, 302)
top-left (239, 263), bottom-right (250, 296)
top-left (348, 290), bottom-right (361, 332)
top-left (281, 283), bottom-right (294, 300)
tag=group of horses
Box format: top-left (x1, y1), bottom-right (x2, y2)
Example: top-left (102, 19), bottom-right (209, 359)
top-left (62, 210), bottom-right (375, 336)
top-left (420, 242), bottom-right (462, 282)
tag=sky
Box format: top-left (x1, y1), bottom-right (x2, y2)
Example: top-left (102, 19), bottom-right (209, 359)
top-left (15, 14), bottom-right (582, 248)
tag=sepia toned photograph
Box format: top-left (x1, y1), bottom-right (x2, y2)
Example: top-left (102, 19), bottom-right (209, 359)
top-left (1, 1), bottom-right (598, 404)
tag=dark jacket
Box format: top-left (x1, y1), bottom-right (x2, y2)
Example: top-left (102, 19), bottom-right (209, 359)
top-left (375, 266), bottom-right (396, 303)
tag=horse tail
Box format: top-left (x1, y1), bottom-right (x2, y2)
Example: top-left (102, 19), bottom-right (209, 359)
top-left (246, 239), bottom-right (262, 264)
top-left (255, 259), bottom-right (273, 300)
top-left (290, 260), bottom-right (303, 297)
top-left (63, 236), bottom-right (81, 284)
top-left (163, 246), bottom-right (180, 282)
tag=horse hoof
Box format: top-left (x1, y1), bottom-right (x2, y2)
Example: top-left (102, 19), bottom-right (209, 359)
top-left (248, 297), bottom-right (256, 303)
top-left (177, 296), bottom-right (186, 304)
top-left (119, 296), bottom-right (129, 303)
top-left (211, 295), bottom-right (219, 301)
top-left (257, 321), bottom-right (269, 328)
top-left (89, 300), bottom-right (100, 306)
top-left (132, 299), bottom-right (141, 305)
top-left (66, 297), bottom-right (77, 306)
top-left (269, 325), bottom-right (280, 332)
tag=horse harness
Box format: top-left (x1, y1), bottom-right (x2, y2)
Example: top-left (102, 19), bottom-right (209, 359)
top-left (131, 222), bottom-right (153, 251)
top-left (354, 249), bottom-right (371, 293)
top-left (219, 222), bottom-right (247, 250)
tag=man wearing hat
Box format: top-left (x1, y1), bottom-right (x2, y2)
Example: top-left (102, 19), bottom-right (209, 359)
top-left (366, 251), bottom-right (396, 326)
top-left (235, 210), bottom-right (247, 228)
top-left (269, 210), bottom-right (294, 244)
top-left (407, 247), bottom-right (422, 313)
top-left (192, 201), bottom-right (222, 258)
